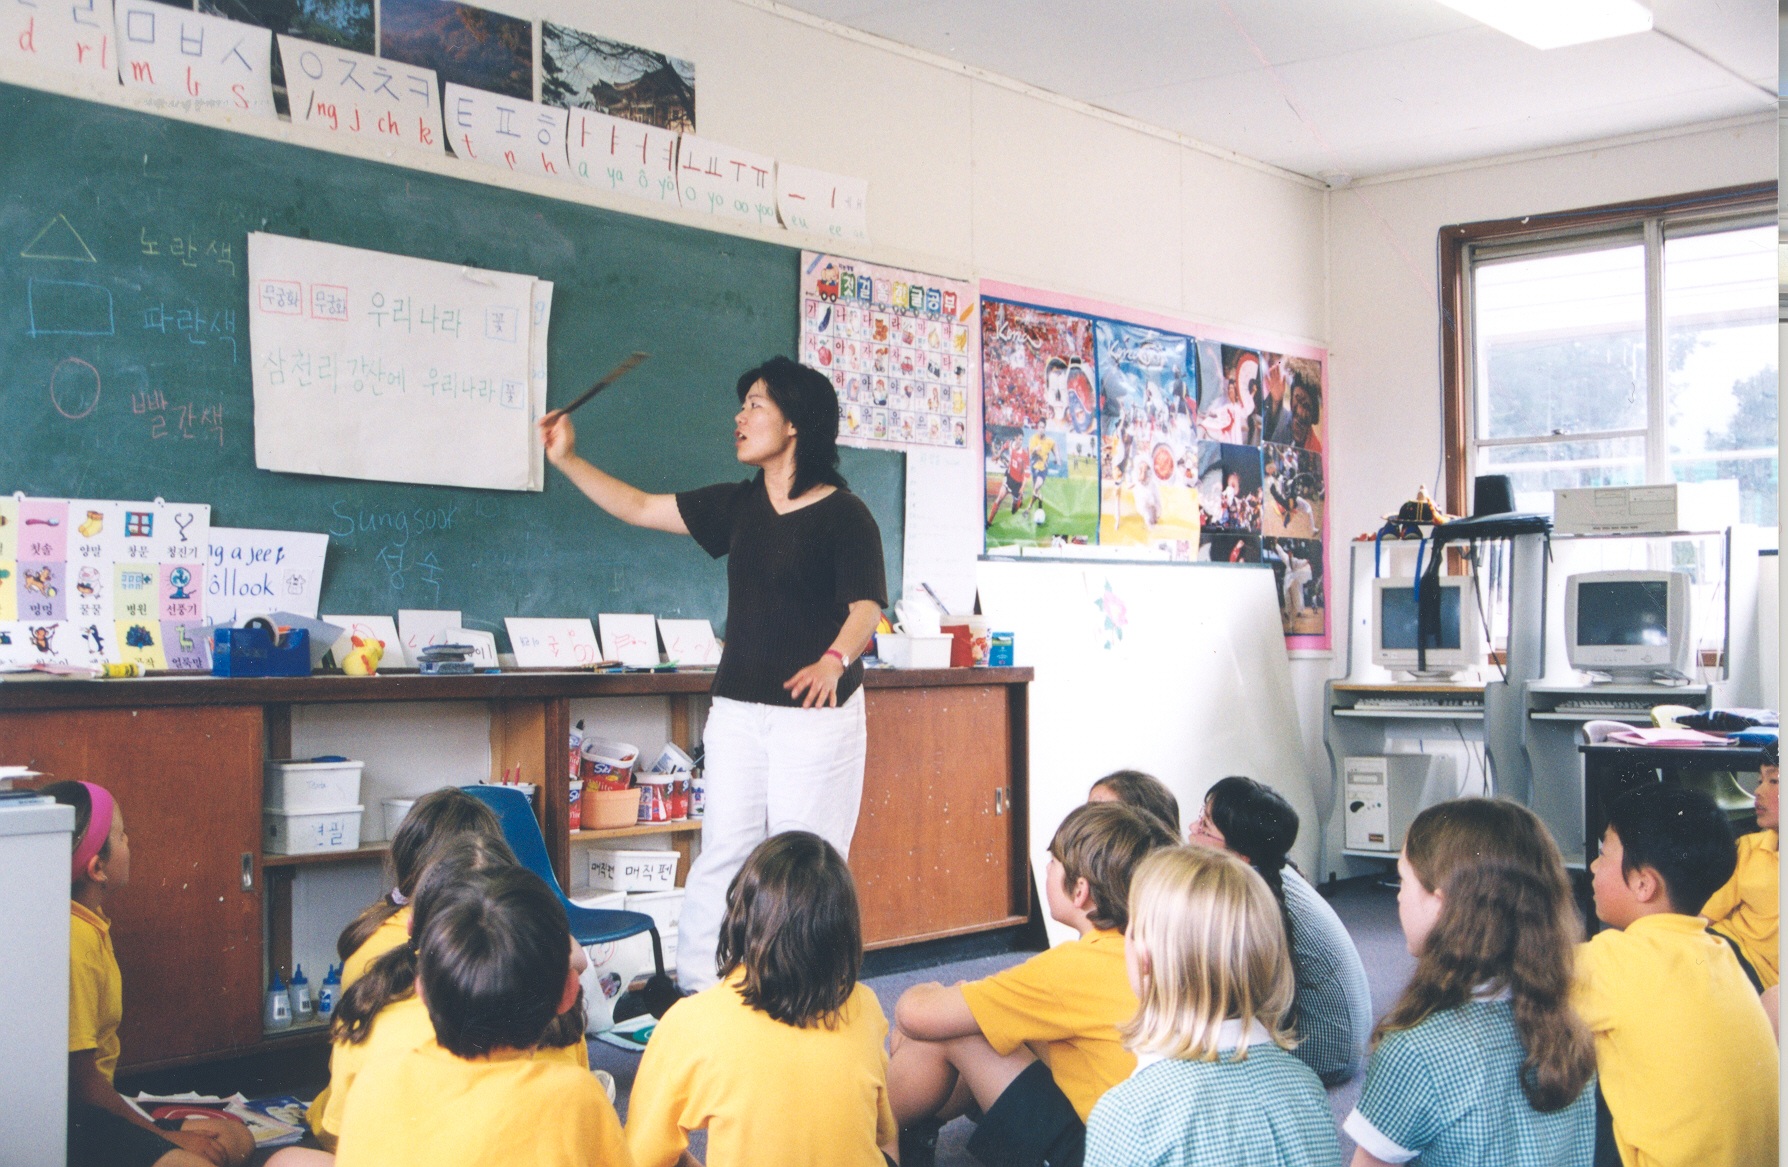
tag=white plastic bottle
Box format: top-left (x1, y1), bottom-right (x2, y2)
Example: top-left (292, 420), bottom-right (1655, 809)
top-left (289, 964), bottom-right (314, 1023)
top-left (265, 971), bottom-right (292, 1030)
top-left (317, 964), bottom-right (340, 1023)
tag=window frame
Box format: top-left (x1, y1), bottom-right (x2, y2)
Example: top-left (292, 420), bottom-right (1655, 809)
top-left (1438, 182), bottom-right (1777, 516)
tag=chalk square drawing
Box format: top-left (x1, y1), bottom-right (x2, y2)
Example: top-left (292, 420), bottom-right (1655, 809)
top-left (28, 278), bottom-right (114, 337)
top-left (656, 618), bottom-right (719, 667)
top-left (505, 617), bottom-right (601, 669)
top-left (540, 25), bottom-right (694, 133)
top-left (598, 613), bottom-right (658, 668)
top-left (323, 614), bottom-right (405, 668)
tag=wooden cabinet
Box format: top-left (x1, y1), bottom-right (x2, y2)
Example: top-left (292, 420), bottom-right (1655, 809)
top-left (0, 667), bottom-right (1030, 1070)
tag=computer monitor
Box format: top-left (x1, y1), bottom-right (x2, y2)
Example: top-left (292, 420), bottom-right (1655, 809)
top-left (1371, 577), bottom-right (1483, 680)
top-left (1565, 570), bottom-right (1692, 683)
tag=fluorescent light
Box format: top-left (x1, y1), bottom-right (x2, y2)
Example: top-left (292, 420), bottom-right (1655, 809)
top-left (1435, 0), bottom-right (1653, 50)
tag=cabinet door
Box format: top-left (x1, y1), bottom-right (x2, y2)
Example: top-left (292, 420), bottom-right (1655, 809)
top-left (854, 686), bottom-right (1025, 946)
top-left (3, 706), bottom-right (264, 1069)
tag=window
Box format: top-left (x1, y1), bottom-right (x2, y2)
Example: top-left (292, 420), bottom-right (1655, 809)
top-left (1440, 185), bottom-right (1778, 526)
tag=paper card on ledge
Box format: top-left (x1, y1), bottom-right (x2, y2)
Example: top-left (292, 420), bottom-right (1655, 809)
top-left (776, 163), bottom-right (869, 245)
top-left (206, 528), bottom-right (327, 628)
top-left (505, 617), bottom-right (601, 668)
top-left (444, 628), bottom-right (498, 667)
top-left (598, 613), bottom-right (659, 668)
top-left (323, 614), bottom-right (405, 668)
top-left (443, 84), bottom-right (570, 181)
top-left (398, 610), bottom-right (462, 659)
top-left (566, 108), bottom-right (680, 207)
top-left (657, 618), bottom-right (720, 666)
top-left (279, 37), bottom-right (442, 154)
top-left (115, 0), bottom-right (277, 118)
top-left (676, 134), bottom-right (778, 229)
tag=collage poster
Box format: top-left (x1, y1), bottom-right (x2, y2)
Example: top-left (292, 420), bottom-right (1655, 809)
top-left (799, 253), bottom-right (977, 452)
top-left (981, 289), bottom-right (1329, 645)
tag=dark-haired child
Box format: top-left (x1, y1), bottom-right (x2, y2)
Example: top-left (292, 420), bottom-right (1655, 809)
top-left (1087, 769), bottom-right (1180, 836)
top-left (47, 780), bottom-right (255, 1167)
top-left (1346, 798), bottom-right (1595, 1167)
top-left (333, 866), bottom-right (626, 1167)
top-left (334, 786), bottom-right (506, 990)
top-left (1576, 783), bottom-right (1777, 1167)
top-left (1190, 776), bottom-right (1371, 1086)
top-left (888, 801), bottom-right (1177, 1167)
top-left (625, 830), bottom-right (894, 1166)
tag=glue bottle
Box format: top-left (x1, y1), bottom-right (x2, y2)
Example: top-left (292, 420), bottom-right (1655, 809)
top-left (265, 971), bottom-right (292, 1030)
top-left (289, 964), bottom-right (314, 1023)
top-left (317, 964), bottom-right (340, 1023)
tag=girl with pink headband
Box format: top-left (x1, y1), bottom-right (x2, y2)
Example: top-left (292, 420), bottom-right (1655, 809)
top-left (44, 780), bottom-right (254, 1167)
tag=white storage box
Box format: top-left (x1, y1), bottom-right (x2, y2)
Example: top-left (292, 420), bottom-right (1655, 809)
top-left (627, 888), bottom-right (684, 962)
top-left (587, 847), bottom-right (679, 893)
top-left (380, 798), bottom-right (416, 841)
top-left (571, 890), bottom-right (627, 912)
top-left (264, 805), bottom-right (365, 855)
top-left (264, 759), bottom-right (364, 811)
top-left (877, 633), bottom-right (952, 669)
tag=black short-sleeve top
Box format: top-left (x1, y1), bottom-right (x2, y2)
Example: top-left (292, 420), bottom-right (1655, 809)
top-left (676, 475), bottom-right (888, 707)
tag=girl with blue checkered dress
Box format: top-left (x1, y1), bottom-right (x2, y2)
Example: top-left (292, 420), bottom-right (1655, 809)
top-left (1343, 799), bottom-right (1596, 1167)
top-left (1083, 846), bottom-right (1342, 1167)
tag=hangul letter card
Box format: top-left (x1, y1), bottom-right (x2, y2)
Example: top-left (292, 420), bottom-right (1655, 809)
top-left (398, 609), bottom-right (463, 658)
top-left (504, 616), bottom-right (600, 668)
top-left (445, 628), bottom-right (499, 667)
top-left (657, 618), bottom-right (719, 666)
top-left (323, 614), bottom-right (405, 668)
top-left (442, 83), bottom-right (568, 181)
top-left (676, 134), bottom-right (778, 228)
top-left (154, 500), bottom-right (211, 567)
top-left (598, 613), bottom-right (659, 668)
top-left (566, 108), bottom-right (681, 207)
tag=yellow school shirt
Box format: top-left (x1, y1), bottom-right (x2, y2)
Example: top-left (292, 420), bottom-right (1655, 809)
top-left (1701, 829), bottom-right (1778, 988)
top-left (336, 1042), bottom-right (628, 1167)
top-left (959, 928), bottom-right (1138, 1121)
top-left (308, 993), bottom-right (590, 1150)
top-left (341, 906), bottom-right (411, 990)
top-left (69, 901), bottom-right (124, 1083)
top-left (1575, 913), bottom-right (1777, 1167)
top-left (626, 974), bottom-right (896, 1167)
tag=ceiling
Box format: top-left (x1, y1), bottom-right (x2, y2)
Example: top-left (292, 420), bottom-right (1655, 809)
top-left (773, 0), bottom-right (1778, 182)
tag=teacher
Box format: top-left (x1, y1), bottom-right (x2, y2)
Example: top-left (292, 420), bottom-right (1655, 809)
top-left (539, 356), bottom-right (887, 992)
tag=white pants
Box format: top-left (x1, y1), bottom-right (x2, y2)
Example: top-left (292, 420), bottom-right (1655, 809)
top-left (675, 691), bottom-right (868, 991)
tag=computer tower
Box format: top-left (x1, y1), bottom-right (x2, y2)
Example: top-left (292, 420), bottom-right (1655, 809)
top-left (1343, 755), bottom-right (1453, 853)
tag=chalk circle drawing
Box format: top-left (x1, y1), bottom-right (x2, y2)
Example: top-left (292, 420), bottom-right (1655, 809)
top-left (51, 357), bottom-right (101, 419)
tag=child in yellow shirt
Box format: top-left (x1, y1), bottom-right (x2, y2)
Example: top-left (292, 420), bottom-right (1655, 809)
top-left (1702, 739), bottom-right (1778, 994)
top-left (47, 780), bottom-right (254, 1167)
top-left (1577, 783), bottom-right (1777, 1167)
top-left (333, 864), bottom-right (627, 1167)
top-left (625, 831), bottom-right (896, 1167)
top-left (887, 801), bottom-right (1177, 1167)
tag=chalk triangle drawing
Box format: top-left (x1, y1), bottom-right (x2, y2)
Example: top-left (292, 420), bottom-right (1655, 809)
top-left (22, 214), bottom-right (97, 262)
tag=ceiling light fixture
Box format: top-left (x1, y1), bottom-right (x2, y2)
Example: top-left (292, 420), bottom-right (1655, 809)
top-left (1433, 0), bottom-right (1653, 50)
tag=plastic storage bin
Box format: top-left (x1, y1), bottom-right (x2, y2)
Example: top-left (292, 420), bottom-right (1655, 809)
top-left (264, 759), bottom-right (364, 812)
top-left (583, 787), bottom-right (641, 830)
top-left (876, 634), bottom-right (952, 668)
top-left (264, 806), bottom-right (365, 855)
top-left (626, 888), bottom-right (684, 962)
top-left (587, 847), bottom-right (678, 892)
top-left (380, 798), bottom-right (415, 840)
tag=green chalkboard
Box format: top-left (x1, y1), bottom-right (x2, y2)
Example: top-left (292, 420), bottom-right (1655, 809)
top-left (0, 81), bottom-right (904, 647)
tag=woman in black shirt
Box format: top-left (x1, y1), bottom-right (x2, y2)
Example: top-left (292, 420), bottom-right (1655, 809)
top-left (540, 356), bottom-right (887, 991)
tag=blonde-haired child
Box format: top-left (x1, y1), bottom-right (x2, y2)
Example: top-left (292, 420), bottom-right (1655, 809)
top-left (46, 780), bottom-right (255, 1167)
top-left (1083, 846), bottom-right (1341, 1167)
top-left (1345, 798), bottom-right (1595, 1167)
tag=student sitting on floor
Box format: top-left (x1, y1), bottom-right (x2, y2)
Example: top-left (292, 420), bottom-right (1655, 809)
top-left (333, 787), bottom-right (507, 990)
top-left (47, 780), bottom-right (255, 1167)
top-left (1576, 783), bottom-right (1777, 1167)
top-left (1086, 769), bottom-right (1180, 836)
top-left (1189, 775), bottom-right (1372, 1086)
top-left (332, 865), bottom-right (628, 1167)
top-left (625, 831), bottom-right (895, 1167)
top-left (1701, 739), bottom-right (1779, 1003)
top-left (1084, 845), bottom-right (1341, 1167)
top-left (1346, 798), bottom-right (1596, 1167)
top-left (887, 801), bottom-right (1177, 1167)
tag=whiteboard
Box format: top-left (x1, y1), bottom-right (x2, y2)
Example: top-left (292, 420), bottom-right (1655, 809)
top-left (977, 558), bottom-right (1317, 945)
top-left (248, 233), bottom-right (550, 491)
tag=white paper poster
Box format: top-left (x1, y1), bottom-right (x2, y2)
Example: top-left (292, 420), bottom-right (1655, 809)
top-left (566, 108), bottom-right (680, 207)
top-left (205, 527), bottom-right (327, 626)
top-left (443, 83), bottom-right (570, 180)
top-left (657, 618), bottom-right (719, 666)
top-left (115, 0), bottom-right (276, 117)
top-left (776, 163), bottom-right (869, 245)
top-left (278, 36), bottom-right (443, 155)
top-left (248, 232), bottom-right (550, 491)
top-left (397, 608), bottom-right (462, 657)
top-left (675, 134), bottom-right (778, 228)
top-left (903, 447), bottom-right (983, 616)
top-left (597, 613), bottom-right (658, 668)
top-left (3, 0), bottom-right (116, 83)
top-left (504, 617), bottom-right (601, 668)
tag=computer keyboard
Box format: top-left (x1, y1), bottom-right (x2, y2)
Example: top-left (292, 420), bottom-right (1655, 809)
top-left (1352, 695), bottom-right (1484, 712)
top-left (1551, 697), bottom-right (1664, 715)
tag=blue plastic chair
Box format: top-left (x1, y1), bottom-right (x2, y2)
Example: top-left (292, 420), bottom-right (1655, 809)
top-left (461, 784), bottom-right (679, 1018)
